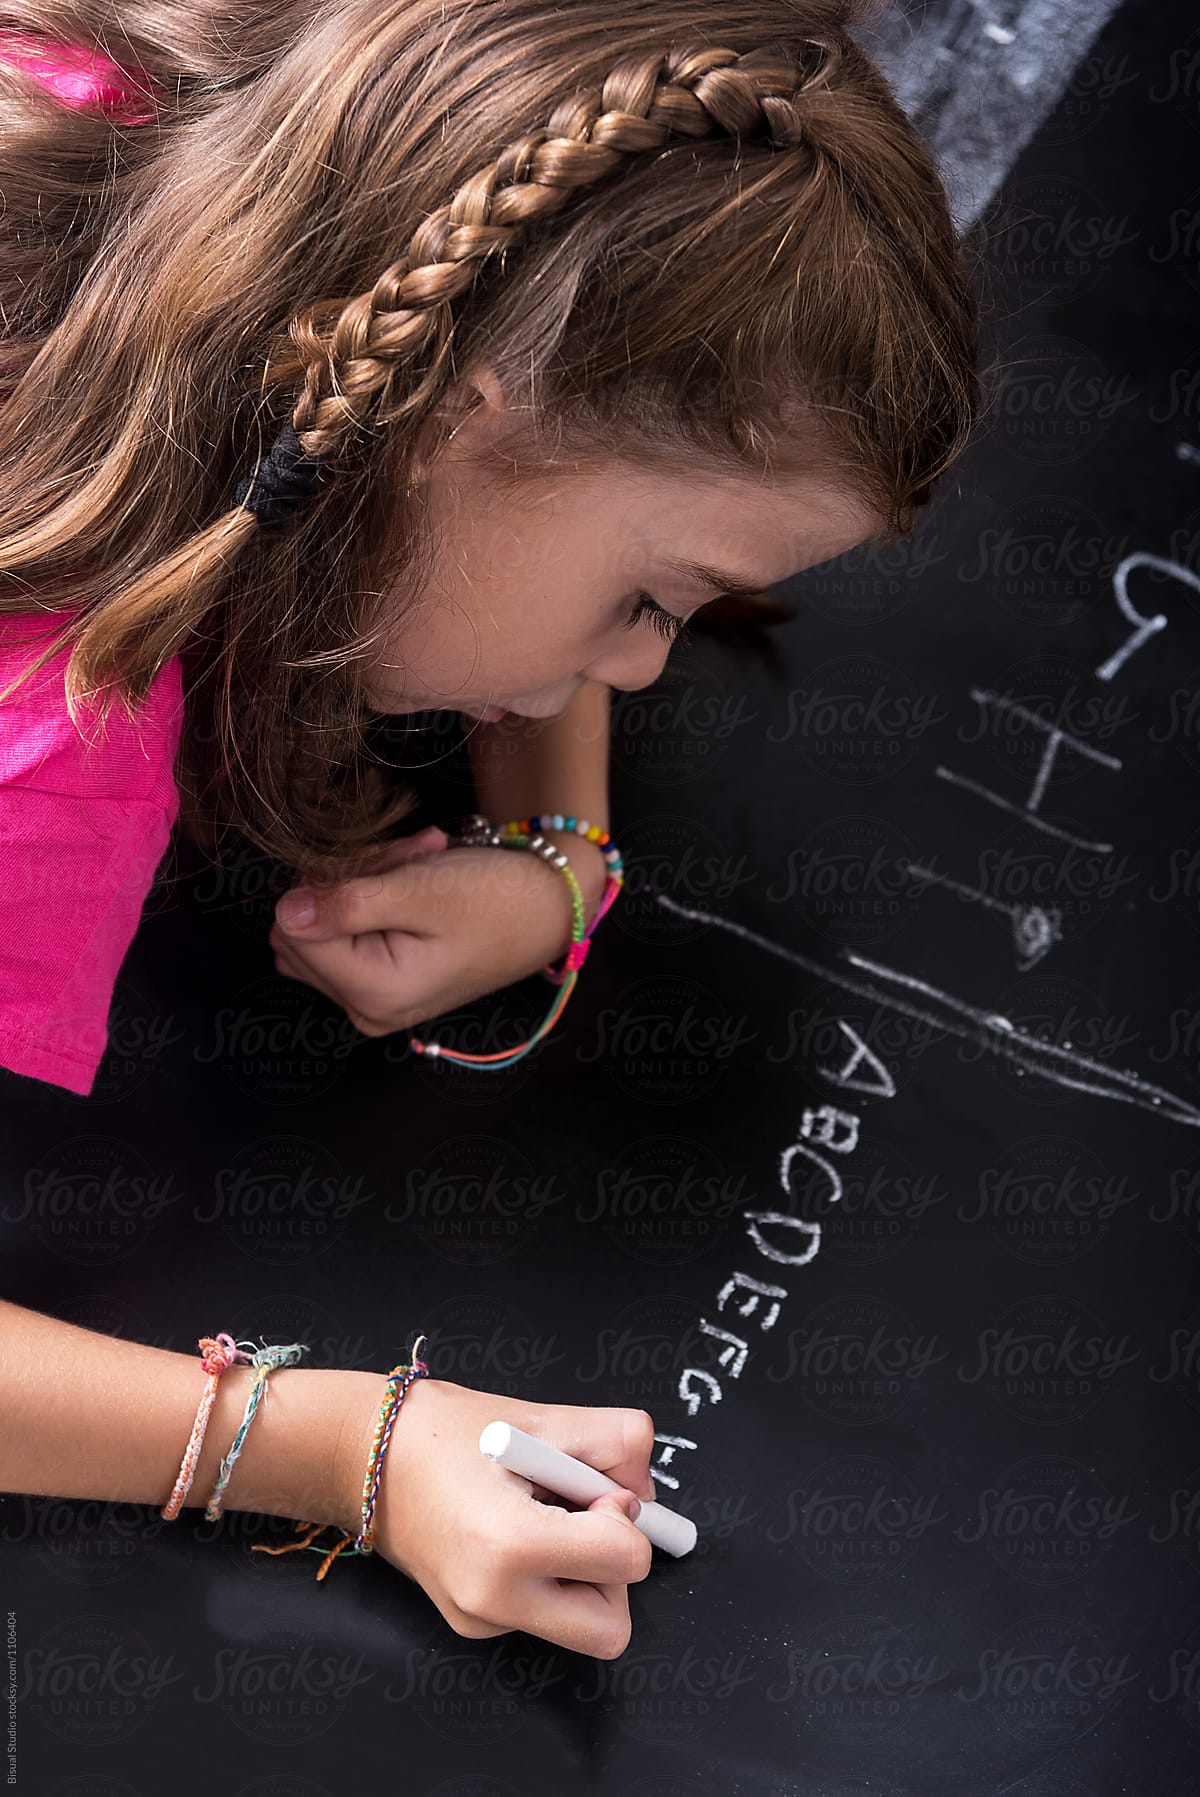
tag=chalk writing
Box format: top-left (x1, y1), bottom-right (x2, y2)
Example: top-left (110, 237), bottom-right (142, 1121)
top-left (903, 858), bottom-right (1063, 970)
top-left (655, 895), bottom-right (1200, 1130)
top-left (819, 1020), bottom-right (897, 1099)
top-left (937, 688), bottom-right (1122, 855)
top-left (1096, 554), bottom-right (1196, 683)
top-left (799, 1105), bottom-right (862, 1155)
top-left (651, 1031), bottom-right (899, 1488)
top-left (648, 511), bottom-right (1200, 1508)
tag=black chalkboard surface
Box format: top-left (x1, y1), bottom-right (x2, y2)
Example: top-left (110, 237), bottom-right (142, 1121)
top-left (4, 2), bottom-right (1200, 1793)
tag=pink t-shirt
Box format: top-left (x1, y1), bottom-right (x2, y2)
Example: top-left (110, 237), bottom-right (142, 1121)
top-left (0, 41), bottom-right (181, 1093)
top-left (0, 612), bottom-right (184, 1095)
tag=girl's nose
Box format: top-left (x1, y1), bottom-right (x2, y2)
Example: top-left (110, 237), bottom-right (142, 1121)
top-left (582, 639), bottom-right (671, 695)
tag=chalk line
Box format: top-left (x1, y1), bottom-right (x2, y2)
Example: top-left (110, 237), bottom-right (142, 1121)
top-left (654, 894), bottom-right (1200, 1130)
top-left (933, 767), bottom-right (1114, 854)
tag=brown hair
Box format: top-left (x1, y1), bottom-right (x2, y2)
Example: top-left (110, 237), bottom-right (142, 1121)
top-left (0, 0), bottom-right (982, 876)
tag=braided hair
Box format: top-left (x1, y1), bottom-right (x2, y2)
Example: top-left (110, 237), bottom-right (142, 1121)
top-left (237, 42), bottom-right (841, 526)
top-left (0, 1), bottom-right (981, 874)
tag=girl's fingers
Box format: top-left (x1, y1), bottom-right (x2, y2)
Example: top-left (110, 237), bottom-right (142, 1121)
top-left (275, 841), bottom-right (454, 942)
top-left (274, 842), bottom-right (541, 947)
top-left (512, 1575), bottom-right (632, 1659)
top-left (272, 926), bottom-right (479, 1039)
top-left (506, 1488), bottom-right (653, 1588)
top-left (272, 936), bottom-right (394, 1030)
top-left (271, 927), bottom-right (430, 1027)
top-left (502, 1496), bottom-right (644, 1657)
top-left (529, 1483), bottom-right (569, 1506)
top-left (521, 1406), bottom-right (659, 1504)
top-left (272, 940), bottom-right (329, 994)
top-left (456, 1571), bottom-right (629, 1659)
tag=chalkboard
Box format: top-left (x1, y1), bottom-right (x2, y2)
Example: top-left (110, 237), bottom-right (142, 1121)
top-left (870, 0), bottom-right (1127, 229)
top-left (3, 2), bottom-right (1200, 1792)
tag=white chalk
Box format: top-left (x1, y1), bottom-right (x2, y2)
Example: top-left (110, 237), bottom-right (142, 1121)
top-left (478, 1421), bottom-right (698, 1558)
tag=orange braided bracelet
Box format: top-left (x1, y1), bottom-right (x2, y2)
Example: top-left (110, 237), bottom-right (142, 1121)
top-left (161, 1332), bottom-right (253, 1521)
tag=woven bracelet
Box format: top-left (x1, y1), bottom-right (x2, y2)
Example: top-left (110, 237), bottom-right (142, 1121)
top-left (203, 1339), bottom-right (311, 1523)
top-left (162, 1332), bottom-right (254, 1521)
top-left (251, 1335), bottom-right (430, 1582)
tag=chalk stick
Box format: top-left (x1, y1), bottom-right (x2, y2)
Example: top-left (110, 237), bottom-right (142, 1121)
top-left (478, 1420), bottom-right (697, 1558)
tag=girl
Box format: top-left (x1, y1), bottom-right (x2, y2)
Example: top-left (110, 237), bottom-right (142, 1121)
top-left (0, 0), bottom-right (981, 1658)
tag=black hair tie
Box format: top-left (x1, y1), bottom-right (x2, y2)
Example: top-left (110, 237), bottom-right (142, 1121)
top-left (233, 420), bottom-right (326, 526)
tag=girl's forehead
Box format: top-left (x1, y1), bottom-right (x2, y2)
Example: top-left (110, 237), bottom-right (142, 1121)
top-left (580, 462), bottom-right (885, 559)
top-left (557, 454), bottom-right (879, 518)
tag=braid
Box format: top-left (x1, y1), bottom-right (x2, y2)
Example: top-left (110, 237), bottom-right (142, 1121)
top-left (257, 38), bottom-right (842, 507)
top-left (3, 0), bottom-right (982, 876)
top-left (55, 34), bottom-right (846, 704)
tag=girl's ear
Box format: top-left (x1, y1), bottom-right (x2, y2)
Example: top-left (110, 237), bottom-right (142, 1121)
top-left (467, 362), bottom-right (507, 415)
top-left (410, 360), bottom-right (508, 484)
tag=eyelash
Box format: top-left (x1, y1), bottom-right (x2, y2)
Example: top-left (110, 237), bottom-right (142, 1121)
top-left (625, 591), bottom-right (694, 647)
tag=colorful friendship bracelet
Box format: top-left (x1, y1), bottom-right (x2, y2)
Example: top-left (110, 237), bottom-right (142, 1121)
top-left (500, 814), bottom-right (625, 977)
top-left (252, 1336), bottom-right (430, 1583)
top-left (161, 1332), bottom-right (255, 1521)
top-left (353, 1341), bottom-right (430, 1554)
top-left (408, 812), bottom-right (624, 1068)
top-left (203, 1339), bottom-right (311, 1523)
top-left (410, 819), bottom-right (585, 1066)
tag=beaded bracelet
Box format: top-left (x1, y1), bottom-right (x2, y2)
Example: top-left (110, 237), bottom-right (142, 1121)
top-left (162, 1332), bottom-right (254, 1521)
top-left (408, 813), bottom-right (624, 1068)
top-left (203, 1339), bottom-right (310, 1523)
top-left (499, 814), bottom-right (625, 979)
top-left (409, 817), bottom-right (586, 1068)
top-left (252, 1336), bottom-right (430, 1583)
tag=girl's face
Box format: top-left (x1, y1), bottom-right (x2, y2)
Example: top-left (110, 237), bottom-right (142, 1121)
top-left (363, 378), bottom-right (883, 722)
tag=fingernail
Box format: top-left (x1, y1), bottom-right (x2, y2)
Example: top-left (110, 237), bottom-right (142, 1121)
top-left (276, 890), bottom-right (316, 931)
top-left (642, 1484), bottom-right (656, 1502)
top-left (628, 1497), bottom-right (641, 1521)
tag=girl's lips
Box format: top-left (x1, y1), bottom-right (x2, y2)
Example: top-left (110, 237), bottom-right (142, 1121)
top-left (458, 702), bottom-right (509, 722)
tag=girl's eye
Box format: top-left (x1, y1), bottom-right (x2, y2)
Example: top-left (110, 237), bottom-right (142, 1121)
top-left (624, 591), bottom-right (693, 647)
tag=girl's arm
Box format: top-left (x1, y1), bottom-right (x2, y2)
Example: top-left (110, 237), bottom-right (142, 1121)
top-left (0, 1297), bottom-right (658, 1657)
top-left (0, 1297), bottom-right (377, 1532)
top-left (465, 677), bottom-right (612, 921)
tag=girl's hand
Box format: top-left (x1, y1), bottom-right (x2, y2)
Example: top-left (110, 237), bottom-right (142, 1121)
top-left (269, 826), bottom-right (595, 1037)
top-left (334, 1376), bottom-right (658, 1658)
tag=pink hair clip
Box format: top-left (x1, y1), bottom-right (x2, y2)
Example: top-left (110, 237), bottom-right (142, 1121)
top-left (0, 28), bottom-right (158, 122)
